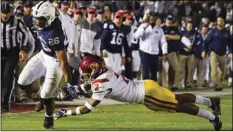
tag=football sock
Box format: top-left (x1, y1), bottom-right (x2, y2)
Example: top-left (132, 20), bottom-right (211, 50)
top-left (197, 108), bottom-right (215, 121)
top-left (45, 113), bottom-right (53, 117)
top-left (195, 95), bottom-right (212, 107)
top-left (66, 110), bottom-right (72, 116)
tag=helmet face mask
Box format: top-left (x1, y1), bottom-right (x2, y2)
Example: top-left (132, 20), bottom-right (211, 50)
top-left (33, 17), bottom-right (47, 30)
top-left (79, 55), bottom-right (106, 83)
top-left (79, 63), bottom-right (99, 83)
top-left (32, 1), bottom-right (55, 30)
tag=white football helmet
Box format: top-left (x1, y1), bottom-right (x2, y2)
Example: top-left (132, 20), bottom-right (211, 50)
top-left (32, 1), bottom-right (56, 30)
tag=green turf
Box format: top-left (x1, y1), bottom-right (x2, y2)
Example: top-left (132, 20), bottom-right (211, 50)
top-left (1, 95), bottom-right (232, 131)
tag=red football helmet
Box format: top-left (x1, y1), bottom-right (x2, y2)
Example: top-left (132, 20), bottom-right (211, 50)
top-left (79, 55), bottom-right (106, 83)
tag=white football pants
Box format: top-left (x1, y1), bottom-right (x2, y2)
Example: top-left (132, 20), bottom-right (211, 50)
top-left (103, 51), bottom-right (122, 74)
top-left (132, 50), bottom-right (141, 72)
top-left (18, 51), bottom-right (63, 98)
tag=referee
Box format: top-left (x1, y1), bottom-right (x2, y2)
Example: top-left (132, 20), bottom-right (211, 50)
top-left (1, 2), bottom-right (29, 113)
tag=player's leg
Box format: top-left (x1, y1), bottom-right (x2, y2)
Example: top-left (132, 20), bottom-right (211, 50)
top-left (132, 50), bottom-right (141, 80)
top-left (175, 93), bottom-right (220, 113)
top-left (143, 80), bottom-right (222, 130)
top-left (41, 59), bottom-right (63, 129)
top-left (18, 52), bottom-right (46, 94)
top-left (139, 50), bottom-right (150, 79)
top-left (103, 51), bottom-right (114, 71)
top-left (113, 53), bottom-right (122, 74)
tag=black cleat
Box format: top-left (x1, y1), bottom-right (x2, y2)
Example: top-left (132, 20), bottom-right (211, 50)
top-left (210, 111), bottom-right (222, 131)
top-left (35, 100), bottom-right (44, 112)
top-left (54, 109), bottom-right (67, 120)
top-left (43, 117), bottom-right (54, 129)
top-left (210, 97), bottom-right (221, 114)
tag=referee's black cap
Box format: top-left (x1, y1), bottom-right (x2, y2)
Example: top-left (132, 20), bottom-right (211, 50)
top-left (1, 2), bottom-right (11, 14)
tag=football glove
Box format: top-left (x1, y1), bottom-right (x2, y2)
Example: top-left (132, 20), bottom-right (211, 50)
top-left (54, 109), bottom-right (67, 120)
top-left (61, 83), bottom-right (81, 99)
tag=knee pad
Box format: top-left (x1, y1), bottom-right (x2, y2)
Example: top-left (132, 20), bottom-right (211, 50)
top-left (41, 98), bottom-right (54, 106)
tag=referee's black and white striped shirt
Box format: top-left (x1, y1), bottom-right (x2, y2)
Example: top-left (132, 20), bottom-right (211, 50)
top-left (1, 15), bottom-right (29, 52)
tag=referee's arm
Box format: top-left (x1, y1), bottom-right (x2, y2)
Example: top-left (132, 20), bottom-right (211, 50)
top-left (17, 20), bottom-right (29, 51)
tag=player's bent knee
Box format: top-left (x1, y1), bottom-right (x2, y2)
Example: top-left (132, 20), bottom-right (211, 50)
top-left (18, 84), bottom-right (31, 89)
top-left (18, 73), bottom-right (32, 86)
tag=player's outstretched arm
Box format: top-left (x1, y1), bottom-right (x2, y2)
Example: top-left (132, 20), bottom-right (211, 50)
top-left (54, 98), bottom-right (101, 119)
top-left (56, 50), bottom-right (72, 83)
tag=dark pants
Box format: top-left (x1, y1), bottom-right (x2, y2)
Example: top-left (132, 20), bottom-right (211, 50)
top-left (139, 50), bottom-right (159, 81)
top-left (69, 66), bottom-right (80, 86)
top-left (1, 49), bottom-right (19, 109)
top-left (122, 60), bottom-right (132, 80)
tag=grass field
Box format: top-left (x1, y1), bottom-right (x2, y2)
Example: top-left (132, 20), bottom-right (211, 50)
top-left (1, 95), bottom-right (232, 131)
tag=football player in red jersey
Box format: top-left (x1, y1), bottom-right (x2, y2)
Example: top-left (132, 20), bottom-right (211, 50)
top-left (55, 55), bottom-right (222, 131)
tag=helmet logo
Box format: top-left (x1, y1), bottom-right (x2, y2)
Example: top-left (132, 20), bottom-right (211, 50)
top-left (89, 62), bottom-right (99, 71)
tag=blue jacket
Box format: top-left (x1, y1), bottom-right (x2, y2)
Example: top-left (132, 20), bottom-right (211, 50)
top-left (204, 28), bottom-right (232, 56)
top-left (180, 29), bottom-right (204, 58)
top-left (161, 25), bottom-right (182, 53)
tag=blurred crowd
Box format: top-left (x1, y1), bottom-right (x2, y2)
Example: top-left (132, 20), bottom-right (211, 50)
top-left (1, 0), bottom-right (232, 103)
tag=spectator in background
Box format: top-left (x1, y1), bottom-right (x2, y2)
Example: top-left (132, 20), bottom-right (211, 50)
top-left (104, 4), bottom-right (113, 23)
top-left (101, 11), bottom-right (131, 74)
top-left (94, 9), bottom-right (104, 35)
top-left (226, 2), bottom-right (232, 24)
top-left (134, 12), bottom-right (167, 82)
top-left (23, 2), bottom-right (33, 28)
top-left (209, 2), bottom-right (226, 23)
top-left (66, 8), bottom-right (83, 87)
top-left (61, 7), bottom-right (82, 94)
top-left (79, 7), bottom-right (102, 58)
top-left (79, 5), bottom-right (87, 19)
top-left (67, 1), bottom-right (77, 18)
top-left (73, 8), bottom-right (83, 24)
top-left (14, 7), bottom-right (24, 20)
top-left (202, 16), bottom-right (232, 91)
top-left (161, 15), bottom-right (181, 91)
top-left (178, 19), bottom-right (203, 89)
top-left (122, 14), bottom-right (136, 79)
top-left (58, 0), bottom-right (74, 48)
top-left (192, 25), bottom-right (206, 88)
top-left (124, 15), bottom-right (141, 80)
top-left (199, 25), bottom-right (211, 86)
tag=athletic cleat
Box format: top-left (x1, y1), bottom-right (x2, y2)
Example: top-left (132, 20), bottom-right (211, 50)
top-left (210, 111), bottom-right (222, 131)
top-left (210, 97), bottom-right (221, 114)
top-left (54, 109), bottom-right (67, 120)
top-left (43, 117), bottom-right (54, 129)
top-left (35, 100), bottom-right (44, 112)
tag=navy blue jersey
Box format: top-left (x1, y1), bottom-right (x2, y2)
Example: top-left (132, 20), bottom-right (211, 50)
top-left (101, 22), bottom-right (131, 57)
top-left (161, 25), bottom-right (182, 53)
top-left (38, 17), bottom-right (66, 57)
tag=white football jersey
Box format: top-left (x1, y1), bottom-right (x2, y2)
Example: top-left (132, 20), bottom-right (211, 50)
top-left (91, 70), bottom-right (145, 103)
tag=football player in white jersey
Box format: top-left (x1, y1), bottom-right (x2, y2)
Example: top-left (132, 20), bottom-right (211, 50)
top-left (55, 55), bottom-right (222, 131)
top-left (17, 1), bottom-right (71, 129)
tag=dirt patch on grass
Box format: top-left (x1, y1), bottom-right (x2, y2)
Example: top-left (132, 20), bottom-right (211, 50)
top-left (9, 103), bottom-right (77, 113)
